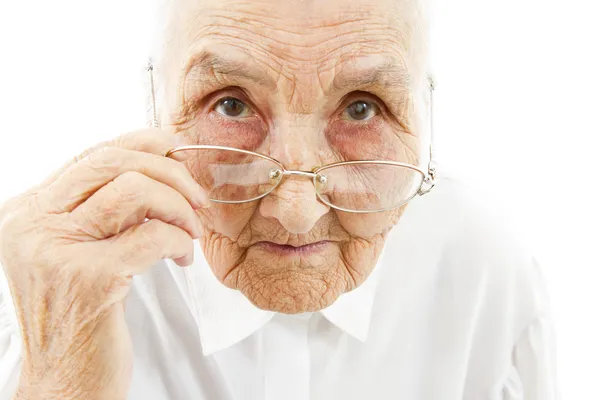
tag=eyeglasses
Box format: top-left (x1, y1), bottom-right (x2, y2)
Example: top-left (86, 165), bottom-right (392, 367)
top-left (165, 145), bottom-right (436, 213)
top-left (151, 61), bottom-right (437, 213)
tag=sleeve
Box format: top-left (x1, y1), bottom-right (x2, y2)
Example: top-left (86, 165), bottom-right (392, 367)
top-left (0, 264), bottom-right (23, 400)
top-left (502, 317), bottom-right (559, 400)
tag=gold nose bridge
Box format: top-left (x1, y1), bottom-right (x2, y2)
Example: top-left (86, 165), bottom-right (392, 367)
top-left (281, 170), bottom-right (317, 179)
top-left (271, 170), bottom-right (328, 188)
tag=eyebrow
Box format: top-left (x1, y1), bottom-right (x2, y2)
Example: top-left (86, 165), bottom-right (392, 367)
top-left (182, 50), bottom-right (411, 96)
top-left (331, 60), bottom-right (412, 94)
top-left (183, 50), bottom-right (276, 90)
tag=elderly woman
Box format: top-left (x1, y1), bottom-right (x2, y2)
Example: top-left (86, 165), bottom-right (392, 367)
top-left (0, 0), bottom-right (556, 399)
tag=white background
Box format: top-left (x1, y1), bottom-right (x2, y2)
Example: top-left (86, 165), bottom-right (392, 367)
top-left (0, 0), bottom-right (598, 398)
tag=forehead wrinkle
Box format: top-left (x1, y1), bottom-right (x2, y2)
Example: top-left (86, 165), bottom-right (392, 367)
top-left (153, 0), bottom-right (429, 94)
top-left (183, 49), bottom-right (277, 90)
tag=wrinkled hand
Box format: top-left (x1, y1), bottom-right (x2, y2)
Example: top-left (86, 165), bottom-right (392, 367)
top-left (0, 129), bottom-right (208, 400)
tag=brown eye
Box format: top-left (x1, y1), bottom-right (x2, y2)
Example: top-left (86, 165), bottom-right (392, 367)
top-left (343, 101), bottom-right (377, 121)
top-left (215, 97), bottom-right (252, 118)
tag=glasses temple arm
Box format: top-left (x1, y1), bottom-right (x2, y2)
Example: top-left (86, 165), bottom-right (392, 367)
top-left (419, 75), bottom-right (437, 195)
top-left (148, 59), bottom-right (160, 129)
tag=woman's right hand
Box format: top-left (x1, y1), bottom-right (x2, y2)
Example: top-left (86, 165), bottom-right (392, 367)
top-left (0, 129), bottom-right (208, 400)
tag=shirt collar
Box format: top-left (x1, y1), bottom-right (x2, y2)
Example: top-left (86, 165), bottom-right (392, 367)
top-left (179, 239), bottom-right (385, 356)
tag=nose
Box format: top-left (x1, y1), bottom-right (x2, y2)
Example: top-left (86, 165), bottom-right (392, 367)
top-left (258, 175), bottom-right (329, 234)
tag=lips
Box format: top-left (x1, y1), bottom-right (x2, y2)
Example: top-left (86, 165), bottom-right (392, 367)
top-left (256, 240), bottom-right (331, 255)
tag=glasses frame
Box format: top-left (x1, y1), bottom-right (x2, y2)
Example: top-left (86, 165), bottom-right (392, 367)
top-left (165, 144), bottom-right (433, 213)
top-left (150, 61), bottom-right (437, 213)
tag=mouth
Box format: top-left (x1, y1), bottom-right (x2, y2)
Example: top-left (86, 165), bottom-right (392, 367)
top-left (256, 240), bottom-right (332, 255)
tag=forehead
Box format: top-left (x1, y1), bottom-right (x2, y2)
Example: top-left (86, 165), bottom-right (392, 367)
top-left (170, 0), bottom-right (415, 34)
top-left (162, 0), bottom-right (422, 81)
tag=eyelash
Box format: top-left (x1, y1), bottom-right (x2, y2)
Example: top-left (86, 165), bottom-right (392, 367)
top-left (211, 93), bottom-right (383, 122)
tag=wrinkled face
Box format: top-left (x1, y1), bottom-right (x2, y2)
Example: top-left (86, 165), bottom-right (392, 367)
top-left (159, 0), bottom-right (428, 313)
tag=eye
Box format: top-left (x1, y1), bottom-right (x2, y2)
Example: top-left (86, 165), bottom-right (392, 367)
top-left (214, 97), bottom-right (253, 118)
top-left (342, 100), bottom-right (378, 121)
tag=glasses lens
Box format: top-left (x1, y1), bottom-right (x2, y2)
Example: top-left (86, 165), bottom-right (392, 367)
top-left (180, 147), bottom-right (284, 202)
top-left (314, 163), bottom-right (424, 212)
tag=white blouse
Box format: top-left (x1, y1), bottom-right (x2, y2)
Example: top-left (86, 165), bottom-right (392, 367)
top-left (0, 178), bottom-right (557, 400)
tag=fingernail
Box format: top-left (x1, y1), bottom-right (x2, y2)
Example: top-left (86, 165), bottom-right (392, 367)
top-left (166, 135), bottom-right (194, 161)
top-left (195, 189), bottom-right (210, 208)
top-left (193, 203), bottom-right (211, 210)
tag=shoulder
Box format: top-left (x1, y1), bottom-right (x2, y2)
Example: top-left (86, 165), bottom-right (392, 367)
top-left (405, 175), bottom-right (540, 273)
top-left (386, 176), bottom-right (550, 333)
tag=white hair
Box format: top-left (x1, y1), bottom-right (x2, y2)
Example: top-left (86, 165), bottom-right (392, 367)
top-left (147, 0), bottom-right (432, 84)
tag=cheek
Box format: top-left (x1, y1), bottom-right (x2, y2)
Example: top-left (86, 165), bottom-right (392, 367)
top-left (325, 118), bottom-right (411, 161)
top-left (325, 119), bottom-right (385, 160)
top-left (195, 203), bottom-right (258, 285)
top-left (336, 208), bottom-right (404, 238)
top-left (198, 203), bottom-right (258, 238)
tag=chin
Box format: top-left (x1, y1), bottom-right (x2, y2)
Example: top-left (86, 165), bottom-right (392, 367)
top-left (221, 244), bottom-right (351, 314)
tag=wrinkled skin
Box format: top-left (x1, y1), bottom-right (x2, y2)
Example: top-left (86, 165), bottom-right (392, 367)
top-left (0, 0), bottom-right (427, 398)
top-left (1, 130), bottom-right (209, 399)
top-left (158, 0), bottom-right (427, 313)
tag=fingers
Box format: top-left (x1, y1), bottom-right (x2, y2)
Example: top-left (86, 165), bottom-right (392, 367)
top-left (42, 146), bottom-right (208, 213)
top-left (173, 253), bottom-right (195, 268)
top-left (108, 219), bottom-right (195, 275)
top-left (39, 128), bottom-right (193, 189)
top-left (70, 171), bottom-right (203, 240)
top-left (28, 128), bottom-right (205, 274)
